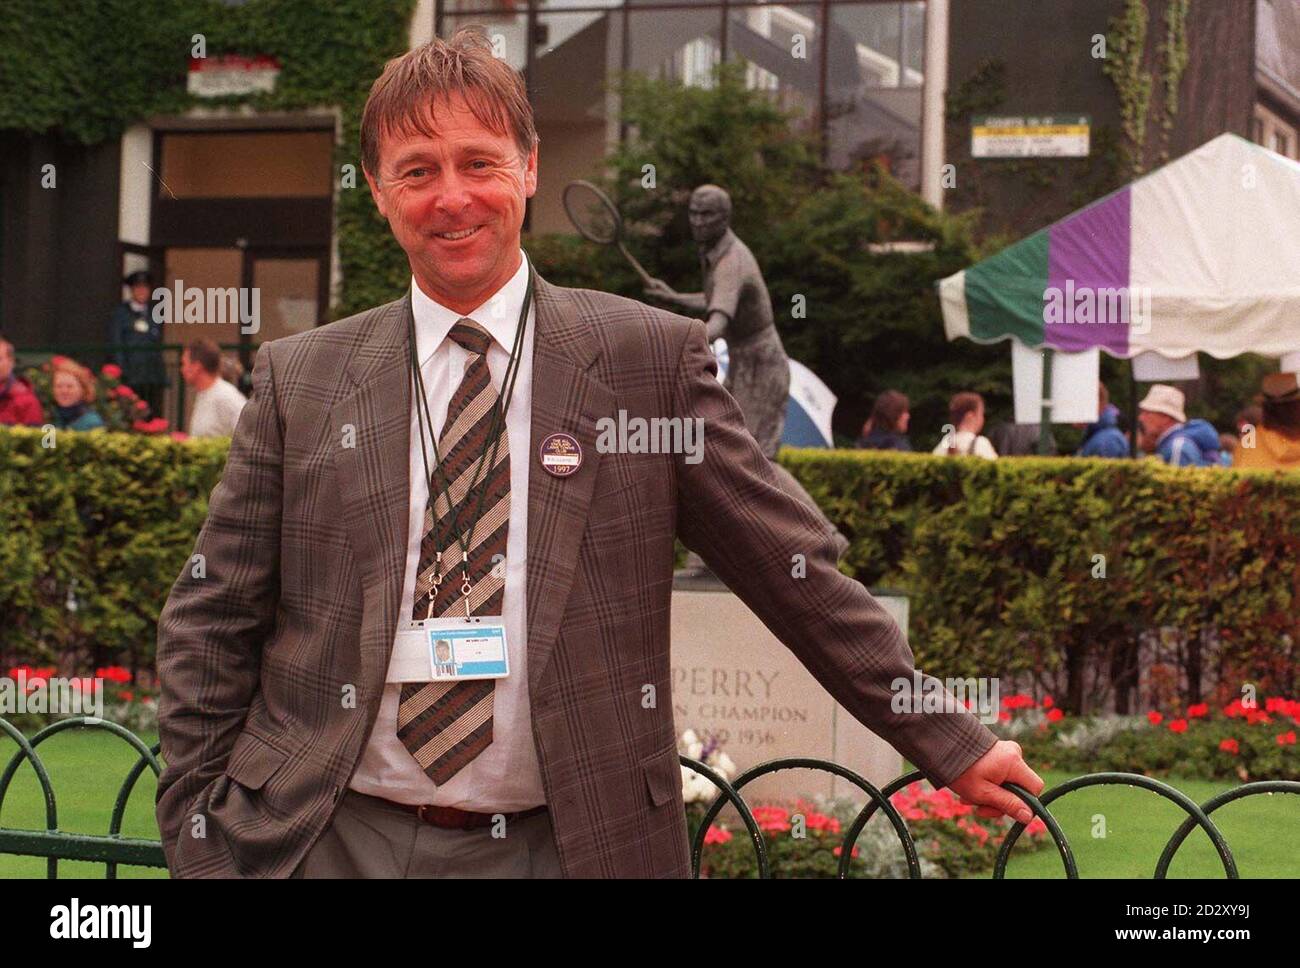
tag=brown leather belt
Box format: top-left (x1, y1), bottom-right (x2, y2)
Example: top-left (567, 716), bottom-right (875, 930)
top-left (359, 792), bottom-right (547, 830)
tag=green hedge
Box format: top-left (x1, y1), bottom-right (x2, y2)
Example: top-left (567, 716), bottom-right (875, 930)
top-left (0, 428), bottom-right (226, 675)
top-left (783, 449), bottom-right (1300, 708)
top-left (4, 428), bottom-right (1299, 708)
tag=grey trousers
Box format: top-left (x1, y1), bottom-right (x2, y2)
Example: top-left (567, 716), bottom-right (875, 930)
top-left (290, 790), bottom-right (563, 878)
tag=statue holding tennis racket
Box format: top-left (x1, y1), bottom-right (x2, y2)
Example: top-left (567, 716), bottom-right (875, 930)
top-left (643, 185), bottom-right (791, 460)
top-left (564, 180), bottom-right (847, 569)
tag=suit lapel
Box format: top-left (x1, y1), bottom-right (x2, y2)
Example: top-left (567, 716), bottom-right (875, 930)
top-left (330, 294), bottom-right (413, 695)
top-left (327, 278), bottom-right (615, 701)
top-left (525, 277), bottom-right (616, 694)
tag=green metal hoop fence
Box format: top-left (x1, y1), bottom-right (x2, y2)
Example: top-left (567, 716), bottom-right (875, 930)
top-left (1, 718), bottom-right (1295, 878)
top-left (681, 755), bottom-right (1300, 879)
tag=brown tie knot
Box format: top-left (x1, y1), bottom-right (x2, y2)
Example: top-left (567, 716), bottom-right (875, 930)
top-left (447, 318), bottom-right (493, 356)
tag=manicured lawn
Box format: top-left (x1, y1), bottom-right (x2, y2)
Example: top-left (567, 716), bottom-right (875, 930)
top-left (993, 770), bottom-right (1299, 879)
top-left (1, 732), bottom-right (1295, 878)
top-left (0, 725), bottom-right (165, 879)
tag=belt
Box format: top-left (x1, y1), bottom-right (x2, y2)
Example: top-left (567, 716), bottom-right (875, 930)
top-left (358, 792), bottom-right (547, 830)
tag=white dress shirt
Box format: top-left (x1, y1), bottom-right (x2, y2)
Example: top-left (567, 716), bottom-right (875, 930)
top-left (349, 252), bottom-right (546, 810)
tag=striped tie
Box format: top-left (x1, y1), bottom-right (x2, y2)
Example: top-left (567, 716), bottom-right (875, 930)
top-left (397, 317), bottom-right (509, 785)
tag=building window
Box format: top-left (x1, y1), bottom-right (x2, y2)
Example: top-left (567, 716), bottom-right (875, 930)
top-left (726, 3), bottom-right (822, 127)
top-left (434, 0), bottom-right (930, 208)
top-left (824, 1), bottom-right (924, 189)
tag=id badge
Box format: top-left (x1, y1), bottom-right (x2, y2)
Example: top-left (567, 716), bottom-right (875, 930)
top-left (421, 615), bottom-right (509, 681)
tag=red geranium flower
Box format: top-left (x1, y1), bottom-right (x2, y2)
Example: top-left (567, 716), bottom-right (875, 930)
top-left (1147, 711), bottom-right (1164, 725)
top-left (134, 399), bottom-right (148, 411)
top-left (132, 417), bottom-right (169, 434)
top-left (1042, 695), bottom-right (1054, 709)
top-left (1187, 703), bottom-right (1209, 718)
top-left (752, 806), bottom-right (791, 833)
top-left (114, 384), bottom-right (136, 398)
top-left (1219, 738), bottom-right (1239, 754)
top-left (1046, 708), bottom-right (1064, 723)
top-left (804, 812), bottom-right (841, 834)
top-left (1168, 718), bottom-right (1188, 734)
top-left (95, 666), bottom-right (132, 684)
top-left (831, 845), bottom-right (860, 859)
top-left (101, 363), bottom-right (122, 379)
top-left (703, 825), bottom-right (731, 845)
top-left (1277, 731), bottom-right (1297, 746)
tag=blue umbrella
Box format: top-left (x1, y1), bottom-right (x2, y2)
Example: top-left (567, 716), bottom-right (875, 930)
top-left (713, 340), bottom-right (837, 448)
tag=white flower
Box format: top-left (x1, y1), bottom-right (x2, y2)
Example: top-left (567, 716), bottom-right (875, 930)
top-left (680, 767), bottom-right (700, 803)
top-left (716, 752), bottom-right (737, 777)
top-left (681, 729), bottom-right (699, 747)
top-left (686, 741), bottom-right (703, 760)
top-left (684, 771), bottom-right (716, 804)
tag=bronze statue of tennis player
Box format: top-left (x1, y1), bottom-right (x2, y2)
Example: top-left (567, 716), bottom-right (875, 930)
top-left (644, 184), bottom-right (849, 570)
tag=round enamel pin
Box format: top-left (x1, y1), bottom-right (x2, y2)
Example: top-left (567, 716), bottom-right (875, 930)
top-left (539, 432), bottom-right (583, 477)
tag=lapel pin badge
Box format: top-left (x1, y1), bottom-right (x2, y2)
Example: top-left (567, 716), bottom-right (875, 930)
top-left (539, 432), bottom-right (583, 477)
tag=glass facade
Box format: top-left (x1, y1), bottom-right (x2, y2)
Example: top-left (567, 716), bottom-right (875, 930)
top-left (436, 0), bottom-right (928, 231)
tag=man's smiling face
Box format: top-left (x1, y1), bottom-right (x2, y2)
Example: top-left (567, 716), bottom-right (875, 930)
top-left (365, 92), bottom-right (538, 314)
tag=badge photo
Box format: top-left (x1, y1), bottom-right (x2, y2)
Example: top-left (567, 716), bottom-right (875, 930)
top-left (426, 621), bottom-right (509, 681)
top-left (539, 432), bottom-right (583, 477)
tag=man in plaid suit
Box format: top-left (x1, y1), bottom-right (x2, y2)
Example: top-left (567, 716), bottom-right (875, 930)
top-left (155, 30), bottom-right (1041, 878)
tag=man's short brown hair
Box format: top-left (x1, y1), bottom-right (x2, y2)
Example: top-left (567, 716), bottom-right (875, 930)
top-left (948, 391), bottom-right (984, 426)
top-left (360, 28), bottom-right (538, 178)
top-left (185, 338), bottom-right (222, 376)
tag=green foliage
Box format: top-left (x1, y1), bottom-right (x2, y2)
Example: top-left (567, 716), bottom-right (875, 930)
top-left (0, 0), bottom-right (416, 321)
top-left (1013, 706), bottom-right (1300, 783)
top-left (0, 427), bottom-right (227, 671)
top-left (534, 63), bottom-right (1012, 443)
top-left (1104, 0), bottom-right (1154, 177)
top-left (7, 430), bottom-right (1300, 719)
top-left (779, 448), bottom-right (1300, 707)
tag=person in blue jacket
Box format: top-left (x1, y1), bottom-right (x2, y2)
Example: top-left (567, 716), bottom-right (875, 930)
top-left (1078, 382), bottom-right (1130, 458)
top-left (1136, 384), bottom-right (1221, 467)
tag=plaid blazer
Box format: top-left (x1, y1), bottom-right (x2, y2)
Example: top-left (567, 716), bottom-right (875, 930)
top-left (155, 274), bottom-right (998, 878)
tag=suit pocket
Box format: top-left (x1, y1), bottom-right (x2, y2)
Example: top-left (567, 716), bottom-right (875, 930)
top-left (641, 746), bottom-right (682, 807)
top-left (223, 730), bottom-right (289, 792)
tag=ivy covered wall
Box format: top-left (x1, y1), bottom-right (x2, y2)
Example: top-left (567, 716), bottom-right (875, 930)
top-left (0, 0), bottom-right (418, 322)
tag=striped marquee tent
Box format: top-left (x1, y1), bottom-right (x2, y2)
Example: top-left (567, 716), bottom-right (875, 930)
top-left (939, 134), bottom-right (1300, 362)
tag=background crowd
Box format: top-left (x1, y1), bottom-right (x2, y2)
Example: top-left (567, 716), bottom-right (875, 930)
top-left (0, 333), bottom-right (246, 439)
top-left (856, 373), bottom-right (1300, 471)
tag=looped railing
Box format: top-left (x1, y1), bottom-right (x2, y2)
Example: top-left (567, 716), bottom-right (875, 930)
top-left (0, 716), bottom-right (166, 877)
top-left (1, 721), bottom-right (1295, 878)
top-left (680, 755), bottom-right (1300, 879)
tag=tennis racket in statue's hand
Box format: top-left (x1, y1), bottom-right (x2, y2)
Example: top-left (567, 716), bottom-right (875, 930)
top-left (561, 180), bottom-right (655, 287)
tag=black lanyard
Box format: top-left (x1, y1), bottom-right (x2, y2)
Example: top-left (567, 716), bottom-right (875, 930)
top-left (407, 257), bottom-right (533, 615)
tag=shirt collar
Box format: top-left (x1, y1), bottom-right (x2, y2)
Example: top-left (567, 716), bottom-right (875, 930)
top-left (410, 251), bottom-right (530, 368)
top-left (701, 228), bottom-right (737, 269)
